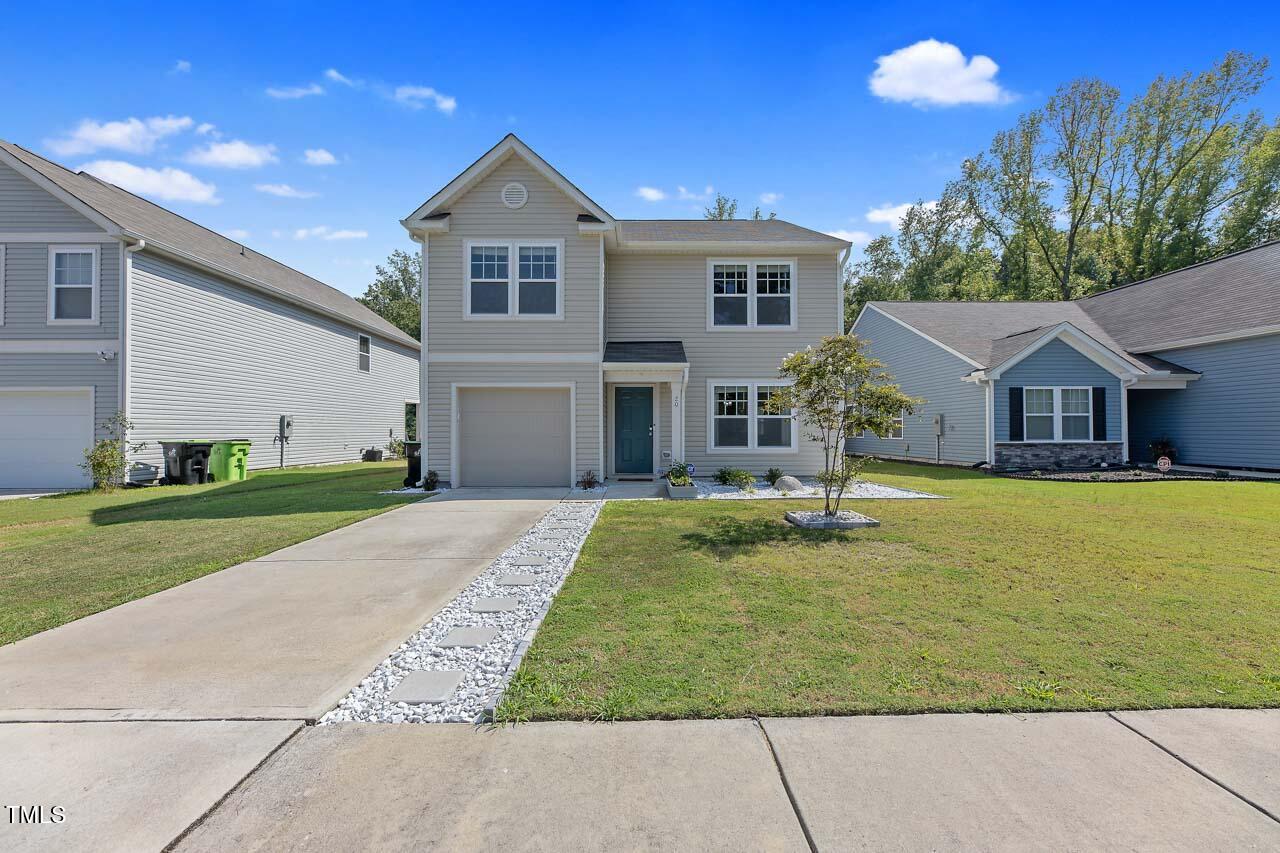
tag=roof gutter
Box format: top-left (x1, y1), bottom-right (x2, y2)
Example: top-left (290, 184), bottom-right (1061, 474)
top-left (126, 231), bottom-right (420, 351)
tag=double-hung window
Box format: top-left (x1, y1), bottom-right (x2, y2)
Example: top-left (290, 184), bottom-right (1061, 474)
top-left (888, 409), bottom-right (905, 439)
top-left (1023, 387), bottom-right (1093, 442)
top-left (48, 246), bottom-right (99, 324)
top-left (709, 380), bottom-right (797, 452)
top-left (466, 240), bottom-right (562, 318)
top-left (357, 334), bottom-right (371, 372)
top-left (708, 259), bottom-right (796, 330)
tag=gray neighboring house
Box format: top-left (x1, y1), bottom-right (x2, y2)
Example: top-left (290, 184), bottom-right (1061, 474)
top-left (400, 134), bottom-right (851, 487)
top-left (0, 141), bottom-right (420, 489)
top-left (848, 240), bottom-right (1280, 472)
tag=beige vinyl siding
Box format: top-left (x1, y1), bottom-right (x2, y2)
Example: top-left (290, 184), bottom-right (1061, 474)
top-left (0, 355), bottom-right (119, 443)
top-left (606, 252), bottom-right (838, 474)
top-left (128, 252), bottom-right (419, 479)
top-left (0, 242), bottom-right (120, 338)
top-left (426, 155), bottom-right (600, 354)
top-left (425, 361), bottom-right (602, 485)
top-left (0, 161), bottom-right (102, 231)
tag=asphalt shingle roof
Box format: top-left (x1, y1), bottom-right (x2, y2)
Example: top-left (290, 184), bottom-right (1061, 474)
top-left (603, 340), bottom-right (689, 363)
top-left (617, 219), bottom-right (848, 246)
top-left (1, 141), bottom-right (418, 348)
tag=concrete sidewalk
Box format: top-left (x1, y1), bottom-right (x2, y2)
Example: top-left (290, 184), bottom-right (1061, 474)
top-left (0, 493), bottom-right (558, 722)
top-left (172, 709), bottom-right (1277, 852)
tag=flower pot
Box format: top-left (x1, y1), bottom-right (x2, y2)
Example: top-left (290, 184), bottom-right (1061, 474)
top-left (665, 481), bottom-right (698, 500)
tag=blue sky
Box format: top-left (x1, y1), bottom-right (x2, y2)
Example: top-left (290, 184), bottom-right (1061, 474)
top-left (3, 1), bottom-right (1278, 295)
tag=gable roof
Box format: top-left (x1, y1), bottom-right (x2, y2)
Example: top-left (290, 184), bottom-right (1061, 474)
top-left (0, 141), bottom-right (418, 349)
top-left (402, 134), bottom-right (614, 227)
top-left (860, 301), bottom-right (1195, 377)
top-left (1080, 240), bottom-right (1280, 352)
top-left (616, 219), bottom-right (848, 249)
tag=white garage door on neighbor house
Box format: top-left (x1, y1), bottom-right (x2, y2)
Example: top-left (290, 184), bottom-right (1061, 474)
top-left (0, 388), bottom-right (94, 489)
top-left (456, 387), bottom-right (571, 487)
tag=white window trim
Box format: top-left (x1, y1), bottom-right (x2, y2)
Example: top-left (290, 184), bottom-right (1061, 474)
top-left (357, 333), bottom-right (371, 373)
top-left (1021, 386), bottom-right (1096, 443)
top-left (887, 409), bottom-right (905, 440)
top-left (47, 245), bottom-right (100, 326)
top-left (706, 258), bottom-right (798, 331)
top-left (706, 378), bottom-right (799, 454)
top-left (463, 239), bottom-right (565, 321)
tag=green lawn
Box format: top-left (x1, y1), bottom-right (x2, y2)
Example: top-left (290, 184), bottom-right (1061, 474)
top-left (0, 462), bottom-right (426, 646)
top-left (500, 462), bottom-right (1280, 721)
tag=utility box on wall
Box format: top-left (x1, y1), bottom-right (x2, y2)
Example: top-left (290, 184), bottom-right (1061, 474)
top-left (933, 413), bottom-right (944, 436)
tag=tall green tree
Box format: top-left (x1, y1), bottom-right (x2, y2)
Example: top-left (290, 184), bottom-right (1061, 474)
top-left (357, 249), bottom-right (421, 340)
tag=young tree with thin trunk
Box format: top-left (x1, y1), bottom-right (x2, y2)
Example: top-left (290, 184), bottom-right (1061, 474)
top-left (775, 336), bottom-right (920, 517)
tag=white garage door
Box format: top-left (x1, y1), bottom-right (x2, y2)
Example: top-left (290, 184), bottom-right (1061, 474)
top-left (458, 388), bottom-right (571, 487)
top-left (0, 388), bottom-right (94, 489)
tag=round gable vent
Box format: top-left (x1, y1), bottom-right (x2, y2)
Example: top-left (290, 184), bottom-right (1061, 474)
top-left (501, 182), bottom-right (528, 209)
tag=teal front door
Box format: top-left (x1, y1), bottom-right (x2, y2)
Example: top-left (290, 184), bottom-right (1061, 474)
top-left (614, 387), bottom-right (653, 475)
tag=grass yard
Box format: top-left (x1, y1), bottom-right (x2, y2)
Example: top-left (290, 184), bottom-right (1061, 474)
top-left (0, 462), bottom-right (426, 646)
top-left (500, 462), bottom-right (1280, 721)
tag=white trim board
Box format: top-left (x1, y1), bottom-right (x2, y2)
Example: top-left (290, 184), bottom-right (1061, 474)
top-left (0, 339), bottom-right (118, 354)
top-left (46, 244), bottom-right (100, 326)
top-left (984, 322), bottom-right (1138, 381)
top-left (463, 238), bottom-right (565, 321)
top-left (705, 257), bottom-right (799, 332)
top-left (0, 232), bottom-right (117, 243)
top-left (429, 351), bottom-right (600, 363)
top-left (448, 381), bottom-right (576, 487)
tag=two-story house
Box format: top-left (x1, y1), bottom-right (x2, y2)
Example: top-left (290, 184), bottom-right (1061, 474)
top-left (401, 135), bottom-right (851, 488)
top-left (0, 141), bottom-right (419, 490)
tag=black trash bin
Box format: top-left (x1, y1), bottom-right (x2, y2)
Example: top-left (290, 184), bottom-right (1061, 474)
top-left (403, 441), bottom-right (422, 488)
top-left (160, 441), bottom-right (215, 485)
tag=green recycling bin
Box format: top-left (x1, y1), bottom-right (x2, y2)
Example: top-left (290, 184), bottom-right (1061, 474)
top-left (209, 440), bottom-right (252, 482)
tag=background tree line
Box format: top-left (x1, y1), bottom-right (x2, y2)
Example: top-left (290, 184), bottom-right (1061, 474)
top-left (845, 51), bottom-right (1280, 327)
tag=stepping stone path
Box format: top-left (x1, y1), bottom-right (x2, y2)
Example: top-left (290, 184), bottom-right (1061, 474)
top-left (388, 671), bottom-right (463, 704)
top-left (496, 574), bottom-right (537, 587)
top-left (471, 597), bottom-right (519, 613)
top-left (512, 555), bottom-right (548, 567)
top-left (438, 627), bottom-right (499, 649)
top-left (543, 522), bottom-right (577, 530)
top-left (524, 541), bottom-right (561, 551)
top-left (537, 530), bottom-right (572, 539)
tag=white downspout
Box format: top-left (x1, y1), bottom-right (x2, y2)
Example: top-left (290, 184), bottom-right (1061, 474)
top-left (1121, 376), bottom-right (1134, 463)
top-left (415, 232), bottom-right (429, 484)
top-left (837, 247), bottom-right (851, 333)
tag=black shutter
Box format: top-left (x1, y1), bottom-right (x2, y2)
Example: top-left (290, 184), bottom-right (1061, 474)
top-left (1008, 387), bottom-right (1024, 442)
top-left (1092, 387), bottom-right (1107, 441)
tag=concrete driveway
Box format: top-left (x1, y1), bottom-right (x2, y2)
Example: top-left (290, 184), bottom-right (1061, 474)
top-left (0, 492), bottom-right (559, 722)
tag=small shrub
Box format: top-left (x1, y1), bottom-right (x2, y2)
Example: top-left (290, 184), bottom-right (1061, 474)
top-left (80, 411), bottom-right (145, 491)
top-left (424, 469), bottom-right (439, 490)
top-left (714, 467), bottom-right (755, 491)
top-left (1149, 436), bottom-right (1177, 463)
top-left (577, 469), bottom-right (601, 490)
top-left (765, 467), bottom-right (785, 486)
top-left (1089, 473), bottom-right (1101, 481)
top-left (1214, 469), bottom-right (1231, 479)
top-left (386, 437), bottom-right (406, 458)
top-left (666, 461), bottom-right (693, 487)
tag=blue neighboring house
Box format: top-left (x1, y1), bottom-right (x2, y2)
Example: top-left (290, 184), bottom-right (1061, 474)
top-left (848, 241), bottom-right (1280, 472)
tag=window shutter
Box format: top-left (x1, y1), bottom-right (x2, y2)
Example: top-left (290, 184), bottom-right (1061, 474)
top-left (1092, 387), bottom-right (1107, 441)
top-left (1008, 387), bottom-right (1023, 442)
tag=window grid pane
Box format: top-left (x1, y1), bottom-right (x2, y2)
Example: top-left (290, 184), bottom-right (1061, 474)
top-left (1024, 389), bottom-right (1054, 415)
top-left (518, 245), bottom-right (557, 281)
top-left (715, 386), bottom-right (748, 417)
top-left (54, 252), bottom-right (94, 287)
top-left (755, 264), bottom-right (791, 294)
top-left (1061, 389), bottom-right (1090, 414)
top-left (470, 246), bottom-right (509, 281)
top-left (712, 265), bottom-right (748, 295)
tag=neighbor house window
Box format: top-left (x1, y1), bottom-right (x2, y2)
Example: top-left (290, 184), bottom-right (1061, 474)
top-left (358, 334), bottom-right (371, 372)
top-left (709, 380), bottom-right (797, 452)
top-left (888, 409), bottom-right (905, 439)
top-left (48, 246), bottom-right (98, 324)
top-left (1022, 387), bottom-right (1093, 442)
top-left (708, 259), bottom-right (796, 329)
top-left (466, 240), bottom-right (562, 318)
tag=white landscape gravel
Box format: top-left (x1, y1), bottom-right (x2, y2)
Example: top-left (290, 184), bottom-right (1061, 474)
top-left (693, 477), bottom-right (939, 500)
top-left (320, 499), bottom-right (602, 725)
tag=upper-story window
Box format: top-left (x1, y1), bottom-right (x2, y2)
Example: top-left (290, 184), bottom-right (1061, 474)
top-left (48, 246), bottom-right (99, 324)
top-left (707, 259), bottom-right (796, 330)
top-left (465, 240), bottom-right (562, 319)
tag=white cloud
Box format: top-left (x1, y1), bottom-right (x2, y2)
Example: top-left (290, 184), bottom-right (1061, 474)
top-left (760, 192), bottom-right (783, 205)
top-left (324, 68), bottom-right (357, 86)
top-left (826, 229), bottom-right (873, 246)
top-left (393, 85), bottom-right (457, 115)
top-left (185, 139), bottom-right (278, 169)
top-left (303, 148), bottom-right (338, 166)
top-left (292, 226), bottom-right (367, 241)
top-left (254, 183), bottom-right (319, 199)
top-left (635, 186), bottom-right (666, 202)
top-left (224, 228), bottom-right (250, 240)
top-left (195, 122), bottom-right (218, 136)
top-left (678, 185), bottom-right (714, 202)
top-left (266, 83), bottom-right (325, 99)
top-left (869, 39), bottom-right (1011, 107)
top-left (172, 59), bottom-right (192, 74)
top-left (78, 160), bottom-right (219, 204)
top-left (866, 200), bottom-right (937, 229)
top-left (47, 115), bottom-right (194, 156)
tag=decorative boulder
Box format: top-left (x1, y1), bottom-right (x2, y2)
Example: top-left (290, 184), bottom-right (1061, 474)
top-left (774, 475), bottom-right (805, 493)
